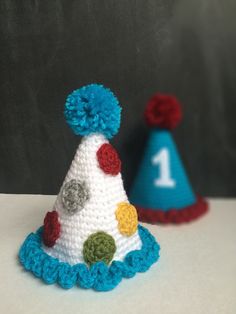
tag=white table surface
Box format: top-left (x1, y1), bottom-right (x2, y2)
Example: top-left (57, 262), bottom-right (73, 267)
top-left (0, 194), bottom-right (235, 314)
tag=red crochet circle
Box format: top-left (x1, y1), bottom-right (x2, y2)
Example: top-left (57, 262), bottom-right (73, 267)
top-left (96, 143), bottom-right (121, 175)
top-left (145, 93), bottom-right (182, 129)
top-left (136, 196), bottom-right (208, 224)
top-left (42, 211), bottom-right (60, 247)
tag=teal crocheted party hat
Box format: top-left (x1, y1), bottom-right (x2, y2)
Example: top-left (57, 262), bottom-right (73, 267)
top-left (18, 84), bottom-right (160, 291)
top-left (130, 93), bottom-right (208, 224)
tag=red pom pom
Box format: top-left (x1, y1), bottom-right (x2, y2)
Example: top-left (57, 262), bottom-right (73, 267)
top-left (144, 93), bottom-right (182, 129)
top-left (97, 143), bottom-right (121, 175)
top-left (43, 211), bottom-right (60, 247)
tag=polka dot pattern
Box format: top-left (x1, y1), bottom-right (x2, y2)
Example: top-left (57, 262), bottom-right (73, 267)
top-left (43, 134), bottom-right (142, 266)
top-left (96, 143), bottom-right (121, 175)
top-left (61, 179), bottom-right (89, 215)
top-left (83, 231), bottom-right (116, 266)
top-left (115, 202), bottom-right (138, 236)
top-left (43, 211), bottom-right (60, 247)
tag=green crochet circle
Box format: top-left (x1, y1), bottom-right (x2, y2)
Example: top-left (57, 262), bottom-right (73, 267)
top-left (83, 231), bottom-right (116, 266)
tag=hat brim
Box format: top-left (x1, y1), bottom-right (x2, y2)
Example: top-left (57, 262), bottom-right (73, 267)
top-left (19, 225), bottom-right (160, 291)
top-left (136, 195), bottom-right (208, 224)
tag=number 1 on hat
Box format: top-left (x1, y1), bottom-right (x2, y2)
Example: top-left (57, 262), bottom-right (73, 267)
top-left (152, 148), bottom-right (176, 188)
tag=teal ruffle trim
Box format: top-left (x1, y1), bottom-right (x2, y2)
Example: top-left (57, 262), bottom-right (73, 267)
top-left (19, 225), bottom-right (160, 291)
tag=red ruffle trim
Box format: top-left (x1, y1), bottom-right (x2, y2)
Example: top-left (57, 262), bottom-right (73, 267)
top-left (136, 196), bottom-right (208, 224)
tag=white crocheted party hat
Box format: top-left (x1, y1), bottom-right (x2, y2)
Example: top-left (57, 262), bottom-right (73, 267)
top-left (19, 84), bottom-right (160, 291)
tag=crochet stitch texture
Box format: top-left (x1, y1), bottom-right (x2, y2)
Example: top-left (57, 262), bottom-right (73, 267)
top-left (42, 211), bottom-right (60, 247)
top-left (18, 83), bottom-right (160, 291)
top-left (43, 134), bottom-right (142, 265)
top-left (131, 92), bottom-right (208, 224)
top-left (145, 93), bottom-right (182, 129)
top-left (115, 202), bottom-right (138, 236)
top-left (64, 84), bottom-right (121, 139)
top-left (136, 195), bottom-right (208, 224)
top-left (83, 231), bottom-right (116, 266)
top-left (19, 225), bottom-right (160, 291)
top-left (97, 143), bottom-right (121, 175)
top-left (61, 179), bottom-right (89, 215)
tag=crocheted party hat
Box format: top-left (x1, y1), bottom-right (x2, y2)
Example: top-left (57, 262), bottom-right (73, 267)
top-left (130, 93), bottom-right (208, 224)
top-left (19, 84), bottom-right (160, 291)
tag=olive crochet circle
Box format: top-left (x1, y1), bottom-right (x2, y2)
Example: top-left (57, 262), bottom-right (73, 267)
top-left (83, 231), bottom-right (116, 266)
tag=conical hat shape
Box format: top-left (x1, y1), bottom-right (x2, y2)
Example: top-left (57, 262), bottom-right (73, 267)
top-left (130, 93), bottom-right (208, 224)
top-left (44, 133), bottom-right (142, 265)
top-left (19, 84), bottom-right (160, 291)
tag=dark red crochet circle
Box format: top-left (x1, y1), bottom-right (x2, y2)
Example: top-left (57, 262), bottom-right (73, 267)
top-left (96, 143), bottom-right (121, 175)
top-left (136, 196), bottom-right (208, 224)
top-left (42, 211), bottom-right (60, 247)
top-left (145, 93), bottom-right (182, 129)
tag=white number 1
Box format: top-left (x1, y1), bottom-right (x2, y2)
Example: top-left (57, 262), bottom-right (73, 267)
top-left (152, 148), bottom-right (176, 188)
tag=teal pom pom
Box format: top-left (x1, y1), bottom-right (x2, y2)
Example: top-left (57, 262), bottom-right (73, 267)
top-left (64, 84), bottom-right (121, 139)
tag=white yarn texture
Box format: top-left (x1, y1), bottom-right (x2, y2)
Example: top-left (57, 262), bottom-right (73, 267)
top-left (43, 133), bottom-right (142, 265)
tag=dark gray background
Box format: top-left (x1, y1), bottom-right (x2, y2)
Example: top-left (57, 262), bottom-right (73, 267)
top-left (0, 0), bottom-right (235, 196)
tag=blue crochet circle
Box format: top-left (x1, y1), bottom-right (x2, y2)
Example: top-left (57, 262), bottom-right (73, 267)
top-left (19, 225), bottom-right (160, 292)
top-left (64, 84), bottom-right (121, 139)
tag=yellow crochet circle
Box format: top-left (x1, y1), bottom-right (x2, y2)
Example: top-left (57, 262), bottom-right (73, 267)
top-left (115, 202), bottom-right (138, 236)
